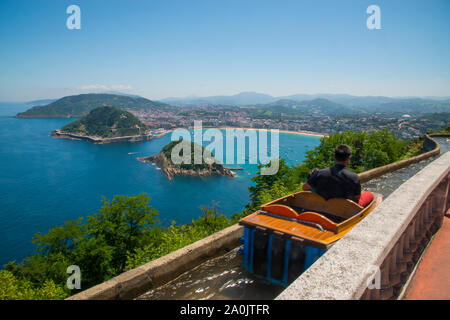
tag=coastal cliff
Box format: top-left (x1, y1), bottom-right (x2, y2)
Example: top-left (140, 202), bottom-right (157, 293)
top-left (50, 129), bottom-right (160, 144)
top-left (138, 140), bottom-right (236, 179)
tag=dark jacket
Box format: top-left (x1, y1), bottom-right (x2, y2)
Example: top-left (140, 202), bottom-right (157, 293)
top-left (307, 164), bottom-right (361, 200)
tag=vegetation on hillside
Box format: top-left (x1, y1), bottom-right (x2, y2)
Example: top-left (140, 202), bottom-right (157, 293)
top-left (248, 98), bottom-right (362, 118)
top-left (429, 125), bottom-right (450, 135)
top-left (0, 130), bottom-right (424, 299)
top-left (419, 112), bottom-right (450, 123)
top-left (147, 139), bottom-right (235, 179)
top-left (241, 130), bottom-right (422, 215)
top-left (60, 106), bottom-right (148, 138)
top-left (373, 99), bottom-right (450, 114)
top-left (16, 93), bottom-right (175, 118)
top-left (161, 139), bottom-right (216, 170)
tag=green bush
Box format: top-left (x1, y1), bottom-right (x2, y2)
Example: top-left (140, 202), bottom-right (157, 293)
top-left (125, 206), bottom-right (233, 270)
top-left (0, 270), bottom-right (67, 300)
top-left (3, 195), bottom-right (233, 299)
top-left (243, 130), bottom-right (421, 214)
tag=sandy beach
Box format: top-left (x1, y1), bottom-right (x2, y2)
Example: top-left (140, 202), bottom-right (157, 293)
top-left (212, 126), bottom-right (326, 138)
top-left (152, 126), bottom-right (326, 139)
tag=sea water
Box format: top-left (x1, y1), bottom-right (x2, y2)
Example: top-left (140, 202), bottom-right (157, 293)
top-left (0, 103), bottom-right (320, 266)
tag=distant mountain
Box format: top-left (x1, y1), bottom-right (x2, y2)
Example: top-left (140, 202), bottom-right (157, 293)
top-left (254, 98), bottom-right (361, 116)
top-left (58, 106), bottom-right (148, 138)
top-left (25, 92), bottom-right (142, 107)
top-left (160, 92), bottom-right (399, 107)
top-left (281, 94), bottom-right (397, 108)
top-left (277, 97), bottom-right (449, 115)
top-left (26, 98), bottom-right (58, 106)
top-left (17, 93), bottom-right (175, 118)
top-left (160, 92), bottom-right (450, 114)
top-left (373, 98), bottom-right (450, 114)
top-left (262, 99), bottom-right (304, 108)
top-left (421, 96), bottom-right (450, 101)
top-left (99, 91), bottom-right (143, 99)
top-left (161, 92), bottom-right (276, 106)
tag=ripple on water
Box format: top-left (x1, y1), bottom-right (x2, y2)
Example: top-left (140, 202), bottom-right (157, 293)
top-left (136, 248), bottom-right (284, 300)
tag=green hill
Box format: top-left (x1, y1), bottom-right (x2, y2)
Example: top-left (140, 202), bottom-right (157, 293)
top-left (60, 106), bottom-right (148, 138)
top-left (374, 99), bottom-right (450, 114)
top-left (139, 139), bottom-right (236, 179)
top-left (250, 98), bottom-right (361, 118)
top-left (16, 93), bottom-right (175, 118)
top-left (419, 112), bottom-right (450, 122)
top-left (161, 139), bottom-right (213, 170)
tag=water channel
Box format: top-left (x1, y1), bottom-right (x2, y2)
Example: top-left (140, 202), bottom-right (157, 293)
top-left (137, 137), bottom-right (450, 300)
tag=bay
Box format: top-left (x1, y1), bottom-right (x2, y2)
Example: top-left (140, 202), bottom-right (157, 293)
top-left (0, 102), bottom-right (320, 266)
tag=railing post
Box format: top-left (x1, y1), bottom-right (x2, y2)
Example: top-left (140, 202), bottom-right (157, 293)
top-left (403, 224), bottom-right (415, 273)
top-left (412, 214), bottom-right (424, 263)
top-left (380, 255), bottom-right (394, 299)
top-left (389, 243), bottom-right (402, 297)
top-left (422, 199), bottom-right (433, 245)
top-left (397, 233), bottom-right (409, 285)
top-left (432, 178), bottom-right (449, 231)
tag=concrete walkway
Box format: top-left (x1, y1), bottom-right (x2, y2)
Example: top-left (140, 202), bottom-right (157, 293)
top-left (403, 211), bottom-right (450, 300)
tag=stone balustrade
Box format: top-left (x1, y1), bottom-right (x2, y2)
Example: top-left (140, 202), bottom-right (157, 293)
top-left (277, 151), bottom-right (450, 300)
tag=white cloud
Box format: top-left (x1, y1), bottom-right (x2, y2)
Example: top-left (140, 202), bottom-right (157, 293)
top-left (77, 84), bottom-right (133, 92)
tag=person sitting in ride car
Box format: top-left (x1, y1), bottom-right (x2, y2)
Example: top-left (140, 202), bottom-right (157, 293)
top-left (302, 144), bottom-right (373, 207)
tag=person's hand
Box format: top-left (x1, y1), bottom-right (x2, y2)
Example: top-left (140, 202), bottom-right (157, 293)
top-left (302, 182), bottom-right (313, 191)
top-left (307, 168), bottom-right (319, 179)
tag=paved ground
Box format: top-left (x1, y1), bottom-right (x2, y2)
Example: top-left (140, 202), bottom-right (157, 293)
top-left (404, 211), bottom-right (450, 300)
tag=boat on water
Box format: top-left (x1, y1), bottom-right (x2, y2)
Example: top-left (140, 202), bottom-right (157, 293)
top-left (238, 191), bottom-right (382, 286)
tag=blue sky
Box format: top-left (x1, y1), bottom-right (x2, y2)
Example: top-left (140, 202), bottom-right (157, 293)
top-left (0, 0), bottom-right (449, 101)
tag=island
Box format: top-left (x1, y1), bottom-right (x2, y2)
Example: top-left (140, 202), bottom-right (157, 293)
top-left (138, 139), bottom-right (237, 179)
top-left (51, 106), bottom-right (164, 144)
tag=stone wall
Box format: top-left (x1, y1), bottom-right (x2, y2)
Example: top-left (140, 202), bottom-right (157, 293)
top-left (67, 224), bottom-right (243, 300)
top-left (276, 152), bottom-right (449, 300)
top-left (358, 135), bottom-right (440, 183)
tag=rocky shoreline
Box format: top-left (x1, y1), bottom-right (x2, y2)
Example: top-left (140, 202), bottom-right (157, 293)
top-left (50, 129), bottom-right (168, 144)
top-left (138, 152), bottom-right (237, 180)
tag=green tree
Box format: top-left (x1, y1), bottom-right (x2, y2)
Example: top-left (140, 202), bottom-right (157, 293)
top-left (3, 193), bottom-right (160, 296)
top-left (125, 205), bottom-right (232, 270)
top-left (242, 159), bottom-right (303, 216)
top-left (243, 130), bottom-right (418, 215)
top-left (87, 194), bottom-right (159, 274)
